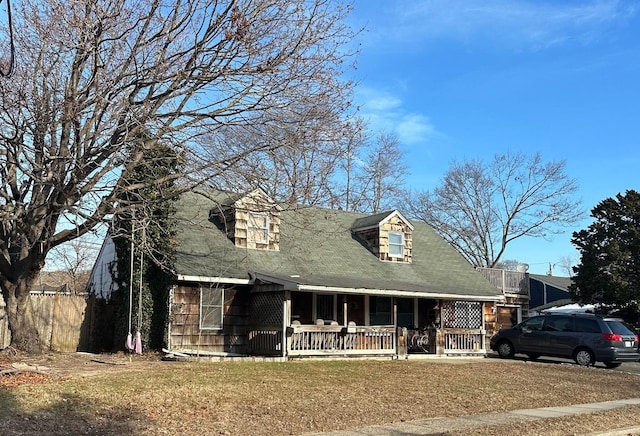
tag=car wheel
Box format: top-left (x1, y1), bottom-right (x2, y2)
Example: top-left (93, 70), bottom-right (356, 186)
top-left (574, 348), bottom-right (595, 366)
top-left (604, 362), bottom-right (622, 369)
top-left (526, 353), bottom-right (540, 360)
top-left (497, 340), bottom-right (515, 358)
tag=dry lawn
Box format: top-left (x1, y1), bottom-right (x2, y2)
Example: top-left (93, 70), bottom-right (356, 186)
top-left (1, 351), bottom-right (640, 435)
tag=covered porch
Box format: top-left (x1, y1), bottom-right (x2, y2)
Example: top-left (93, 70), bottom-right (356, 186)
top-left (247, 276), bottom-right (496, 358)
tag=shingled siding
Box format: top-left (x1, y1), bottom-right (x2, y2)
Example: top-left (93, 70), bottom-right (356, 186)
top-left (169, 284), bottom-right (250, 354)
top-left (380, 217), bottom-right (412, 262)
top-left (354, 215), bottom-right (412, 263)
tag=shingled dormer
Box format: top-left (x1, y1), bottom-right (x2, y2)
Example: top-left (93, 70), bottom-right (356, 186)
top-left (351, 210), bottom-right (414, 263)
top-left (212, 188), bottom-right (282, 250)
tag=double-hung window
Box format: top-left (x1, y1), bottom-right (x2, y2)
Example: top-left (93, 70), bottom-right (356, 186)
top-left (200, 286), bottom-right (224, 330)
top-left (388, 232), bottom-right (404, 258)
top-left (248, 212), bottom-right (269, 244)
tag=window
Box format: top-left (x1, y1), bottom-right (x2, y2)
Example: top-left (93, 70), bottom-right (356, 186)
top-left (544, 316), bottom-right (574, 332)
top-left (605, 320), bottom-right (636, 335)
top-left (574, 317), bottom-right (601, 333)
top-left (369, 296), bottom-right (392, 325)
top-left (388, 232), bottom-right (404, 258)
top-left (521, 316), bottom-right (545, 331)
top-left (315, 294), bottom-right (335, 322)
top-left (397, 298), bottom-right (414, 328)
top-left (248, 212), bottom-right (269, 244)
top-left (200, 286), bottom-right (224, 330)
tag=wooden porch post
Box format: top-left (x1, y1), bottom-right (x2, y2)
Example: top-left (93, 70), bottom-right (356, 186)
top-left (342, 295), bottom-right (347, 326)
top-left (283, 290), bottom-right (290, 358)
top-left (393, 298), bottom-right (398, 354)
top-left (436, 300), bottom-right (444, 355)
top-left (393, 297), bottom-right (397, 326)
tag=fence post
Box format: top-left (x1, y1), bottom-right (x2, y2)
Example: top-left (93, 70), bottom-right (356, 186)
top-left (397, 327), bottom-right (407, 358)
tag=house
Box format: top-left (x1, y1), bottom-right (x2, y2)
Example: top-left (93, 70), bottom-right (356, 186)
top-left (88, 189), bottom-right (505, 358)
top-left (528, 274), bottom-right (572, 311)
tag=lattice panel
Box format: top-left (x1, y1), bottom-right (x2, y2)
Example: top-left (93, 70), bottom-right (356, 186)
top-left (442, 301), bottom-right (482, 329)
top-left (249, 292), bottom-right (285, 326)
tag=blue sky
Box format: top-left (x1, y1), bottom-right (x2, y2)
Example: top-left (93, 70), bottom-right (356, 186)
top-left (347, 0), bottom-right (640, 276)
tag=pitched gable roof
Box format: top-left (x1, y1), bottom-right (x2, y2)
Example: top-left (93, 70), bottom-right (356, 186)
top-left (174, 190), bottom-right (501, 300)
top-left (351, 210), bottom-right (414, 231)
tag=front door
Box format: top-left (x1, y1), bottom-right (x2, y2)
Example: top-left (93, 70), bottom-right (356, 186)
top-left (346, 294), bottom-right (365, 325)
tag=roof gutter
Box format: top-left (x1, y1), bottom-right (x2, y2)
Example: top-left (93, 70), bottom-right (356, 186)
top-left (297, 284), bottom-right (502, 301)
top-left (176, 275), bottom-right (251, 285)
top-left (252, 272), bottom-right (503, 302)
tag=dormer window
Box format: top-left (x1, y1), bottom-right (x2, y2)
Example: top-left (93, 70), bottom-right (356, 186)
top-left (388, 232), bottom-right (404, 258)
top-left (248, 212), bottom-right (269, 244)
top-left (212, 188), bottom-right (281, 250)
top-left (351, 210), bottom-right (413, 263)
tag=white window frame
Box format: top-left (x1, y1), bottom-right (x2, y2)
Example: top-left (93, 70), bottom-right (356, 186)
top-left (388, 231), bottom-right (404, 258)
top-left (200, 286), bottom-right (224, 330)
top-left (247, 211), bottom-right (269, 244)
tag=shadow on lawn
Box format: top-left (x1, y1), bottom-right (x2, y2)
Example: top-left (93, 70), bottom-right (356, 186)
top-left (0, 389), bottom-right (149, 435)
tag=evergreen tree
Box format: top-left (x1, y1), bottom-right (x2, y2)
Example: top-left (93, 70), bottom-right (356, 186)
top-left (570, 190), bottom-right (640, 320)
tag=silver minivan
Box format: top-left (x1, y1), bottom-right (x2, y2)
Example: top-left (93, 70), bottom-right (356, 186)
top-left (489, 313), bottom-right (640, 367)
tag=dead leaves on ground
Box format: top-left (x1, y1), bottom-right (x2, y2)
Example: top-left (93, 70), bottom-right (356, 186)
top-left (0, 359), bottom-right (52, 388)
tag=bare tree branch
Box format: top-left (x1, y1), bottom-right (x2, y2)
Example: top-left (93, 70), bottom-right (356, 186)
top-left (405, 151), bottom-right (584, 268)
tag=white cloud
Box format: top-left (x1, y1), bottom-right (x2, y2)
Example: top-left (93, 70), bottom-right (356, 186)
top-left (366, 95), bottom-right (402, 111)
top-left (357, 87), bottom-right (437, 145)
top-left (397, 114), bottom-right (436, 144)
top-left (357, 0), bottom-right (639, 51)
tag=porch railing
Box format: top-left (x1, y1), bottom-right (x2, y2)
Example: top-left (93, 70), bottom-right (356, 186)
top-left (247, 327), bottom-right (283, 356)
top-left (477, 267), bottom-right (529, 297)
top-left (442, 328), bottom-right (486, 355)
top-left (286, 324), bottom-right (396, 357)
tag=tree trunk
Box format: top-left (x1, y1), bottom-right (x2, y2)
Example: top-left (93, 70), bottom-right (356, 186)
top-left (1, 277), bottom-right (42, 353)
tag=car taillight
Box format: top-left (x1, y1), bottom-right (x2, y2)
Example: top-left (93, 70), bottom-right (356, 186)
top-left (602, 333), bottom-right (623, 341)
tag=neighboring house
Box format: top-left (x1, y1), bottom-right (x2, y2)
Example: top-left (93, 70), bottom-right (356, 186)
top-left (529, 274), bottom-right (572, 311)
top-left (88, 189), bottom-right (504, 358)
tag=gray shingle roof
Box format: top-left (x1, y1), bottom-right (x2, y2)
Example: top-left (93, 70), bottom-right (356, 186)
top-left (530, 273), bottom-right (573, 291)
top-left (174, 191), bottom-right (501, 300)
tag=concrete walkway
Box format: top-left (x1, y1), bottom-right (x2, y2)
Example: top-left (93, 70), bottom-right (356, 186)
top-left (308, 398), bottom-right (640, 436)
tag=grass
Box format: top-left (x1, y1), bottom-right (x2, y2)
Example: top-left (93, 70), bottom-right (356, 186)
top-left (1, 354), bottom-right (640, 435)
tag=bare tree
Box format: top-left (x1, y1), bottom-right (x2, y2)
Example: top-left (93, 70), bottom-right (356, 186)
top-left (360, 131), bottom-right (407, 213)
top-left (204, 117), bottom-right (411, 215)
top-left (557, 255), bottom-right (576, 277)
top-left (47, 238), bottom-right (98, 294)
top-left (0, 0), bottom-right (356, 351)
top-left (405, 151), bottom-right (583, 268)
top-left (205, 107), bottom-right (359, 207)
top-left (493, 259), bottom-right (521, 271)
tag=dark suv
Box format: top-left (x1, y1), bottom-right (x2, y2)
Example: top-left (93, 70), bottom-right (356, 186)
top-left (490, 313), bottom-right (640, 368)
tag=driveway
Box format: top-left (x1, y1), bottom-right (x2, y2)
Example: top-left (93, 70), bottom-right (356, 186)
top-left (486, 352), bottom-right (640, 375)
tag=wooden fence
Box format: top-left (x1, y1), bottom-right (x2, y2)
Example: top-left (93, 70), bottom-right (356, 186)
top-left (0, 293), bottom-right (89, 352)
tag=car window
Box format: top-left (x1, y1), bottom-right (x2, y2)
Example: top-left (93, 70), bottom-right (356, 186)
top-left (544, 316), bottom-right (574, 332)
top-left (521, 316), bottom-right (545, 331)
top-left (574, 317), bottom-right (601, 333)
top-left (605, 320), bottom-right (636, 335)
